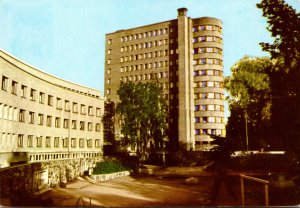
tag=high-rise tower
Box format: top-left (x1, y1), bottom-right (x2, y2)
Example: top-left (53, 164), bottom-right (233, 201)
top-left (104, 8), bottom-right (225, 150)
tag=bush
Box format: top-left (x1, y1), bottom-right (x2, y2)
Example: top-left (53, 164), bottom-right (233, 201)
top-left (92, 161), bottom-right (129, 174)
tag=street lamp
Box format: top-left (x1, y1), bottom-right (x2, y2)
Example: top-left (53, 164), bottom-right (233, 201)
top-left (244, 111), bottom-right (249, 152)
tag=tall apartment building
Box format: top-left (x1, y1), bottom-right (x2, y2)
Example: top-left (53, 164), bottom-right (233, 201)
top-left (104, 8), bottom-right (225, 150)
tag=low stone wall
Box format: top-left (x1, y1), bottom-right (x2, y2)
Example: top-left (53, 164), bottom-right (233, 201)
top-left (91, 171), bottom-right (130, 182)
top-left (0, 156), bottom-right (104, 203)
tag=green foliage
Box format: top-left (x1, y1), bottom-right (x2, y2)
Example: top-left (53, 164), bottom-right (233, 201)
top-left (225, 56), bottom-right (273, 149)
top-left (116, 82), bottom-right (167, 163)
top-left (256, 0), bottom-right (300, 151)
top-left (92, 161), bottom-right (129, 175)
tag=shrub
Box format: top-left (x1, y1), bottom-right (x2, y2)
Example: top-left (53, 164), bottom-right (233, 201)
top-left (92, 161), bottom-right (129, 175)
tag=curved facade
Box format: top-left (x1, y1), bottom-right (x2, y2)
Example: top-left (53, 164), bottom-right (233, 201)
top-left (0, 50), bottom-right (104, 168)
top-left (192, 17), bottom-right (225, 149)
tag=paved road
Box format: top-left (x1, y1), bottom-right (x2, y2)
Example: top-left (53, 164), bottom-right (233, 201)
top-left (39, 175), bottom-right (247, 207)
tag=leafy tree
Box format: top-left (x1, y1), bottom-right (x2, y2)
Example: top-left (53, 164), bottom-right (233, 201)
top-left (116, 82), bottom-right (167, 163)
top-left (257, 0), bottom-right (300, 150)
top-left (225, 56), bottom-right (273, 149)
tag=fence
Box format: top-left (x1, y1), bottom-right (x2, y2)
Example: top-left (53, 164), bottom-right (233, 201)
top-left (240, 174), bottom-right (270, 207)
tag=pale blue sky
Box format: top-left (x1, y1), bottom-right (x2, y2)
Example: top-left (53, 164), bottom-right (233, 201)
top-left (1, 0), bottom-right (299, 95)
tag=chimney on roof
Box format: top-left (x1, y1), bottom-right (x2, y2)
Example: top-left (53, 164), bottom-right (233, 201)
top-left (178, 8), bottom-right (188, 17)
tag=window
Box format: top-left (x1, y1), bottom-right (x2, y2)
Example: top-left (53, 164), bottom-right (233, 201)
top-left (199, 36), bottom-right (205, 42)
top-left (19, 109), bottom-right (25, 122)
top-left (73, 102), bottom-right (78, 113)
top-left (200, 58), bottom-right (206, 64)
top-left (37, 136), bottom-right (42, 147)
top-left (195, 129), bottom-right (200, 135)
top-left (46, 116), bottom-right (52, 126)
top-left (96, 108), bottom-right (101, 117)
top-left (200, 81), bottom-right (207, 87)
top-left (95, 123), bottom-right (101, 132)
top-left (71, 120), bottom-right (77, 129)
top-left (80, 121), bottom-right (85, 130)
top-left (208, 117), bottom-right (215, 123)
top-left (11, 81), bottom-right (18, 95)
top-left (207, 36), bottom-right (213, 42)
top-left (88, 122), bottom-right (93, 131)
top-left (21, 85), bottom-right (27, 98)
top-left (54, 137), bottom-right (59, 147)
top-left (207, 93), bottom-right (214, 99)
top-left (107, 69), bottom-right (111, 74)
top-left (27, 135), bottom-right (33, 147)
top-left (63, 119), bottom-right (69, 129)
top-left (38, 114), bottom-right (43, 125)
top-left (207, 58), bottom-right (214, 64)
top-left (195, 117), bottom-right (200, 123)
top-left (202, 129), bottom-right (208, 135)
top-left (17, 134), bottom-right (24, 147)
top-left (55, 117), bottom-right (61, 128)
top-left (107, 49), bottom-right (111, 54)
top-left (107, 59), bottom-right (111, 64)
top-left (1, 76), bottom-right (8, 91)
top-left (63, 137), bottom-right (68, 148)
top-left (79, 138), bottom-right (85, 148)
top-left (65, 100), bottom-right (70, 111)
top-left (108, 39), bottom-right (112, 44)
top-left (199, 25), bottom-right (205, 31)
top-left (87, 139), bottom-right (92, 148)
top-left (45, 137), bottom-right (51, 147)
top-left (39, 92), bottom-right (45, 104)
top-left (207, 70), bottom-right (214, 76)
top-left (28, 111), bottom-right (35, 124)
top-left (88, 106), bottom-right (93, 116)
top-left (71, 138), bottom-right (76, 148)
top-left (206, 25), bottom-right (213, 30)
top-left (207, 81), bottom-right (214, 87)
top-left (48, 95), bottom-right (53, 106)
top-left (30, 89), bottom-right (36, 101)
top-left (95, 139), bottom-right (100, 148)
top-left (200, 105), bottom-right (207, 111)
top-left (208, 105), bottom-right (215, 111)
top-left (107, 89), bottom-right (111, 95)
top-left (56, 98), bottom-right (62, 109)
top-left (81, 104), bottom-right (86, 114)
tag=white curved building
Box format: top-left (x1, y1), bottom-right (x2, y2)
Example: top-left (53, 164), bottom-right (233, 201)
top-left (0, 49), bottom-right (104, 168)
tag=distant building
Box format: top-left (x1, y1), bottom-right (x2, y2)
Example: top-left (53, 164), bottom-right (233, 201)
top-left (104, 8), bottom-right (225, 151)
top-left (0, 49), bottom-right (104, 168)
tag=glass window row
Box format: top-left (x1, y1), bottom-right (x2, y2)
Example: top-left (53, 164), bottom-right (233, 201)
top-left (194, 116), bottom-right (224, 123)
top-left (194, 81), bottom-right (224, 88)
top-left (120, 28), bottom-right (169, 42)
top-left (194, 104), bottom-right (224, 112)
top-left (1, 76), bottom-right (102, 117)
top-left (195, 128), bottom-right (225, 136)
top-left (194, 69), bottom-right (223, 76)
top-left (120, 61), bottom-right (168, 72)
top-left (120, 50), bottom-right (169, 62)
top-left (120, 71), bottom-right (168, 82)
top-left (194, 92), bottom-right (224, 99)
top-left (120, 40), bottom-right (169, 52)
top-left (193, 58), bottom-right (223, 65)
top-left (193, 36), bottom-right (222, 43)
top-left (193, 25), bottom-right (222, 33)
top-left (5, 134), bottom-right (101, 148)
top-left (193, 47), bottom-right (222, 55)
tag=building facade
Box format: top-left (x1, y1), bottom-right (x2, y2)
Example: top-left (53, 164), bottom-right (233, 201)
top-left (104, 8), bottom-right (225, 150)
top-left (0, 49), bottom-right (104, 168)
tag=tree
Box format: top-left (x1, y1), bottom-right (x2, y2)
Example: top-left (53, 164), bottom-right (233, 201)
top-left (257, 0), bottom-right (300, 150)
top-left (116, 82), bottom-right (167, 163)
top-left (225, 56), bottom-right (273, 149)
